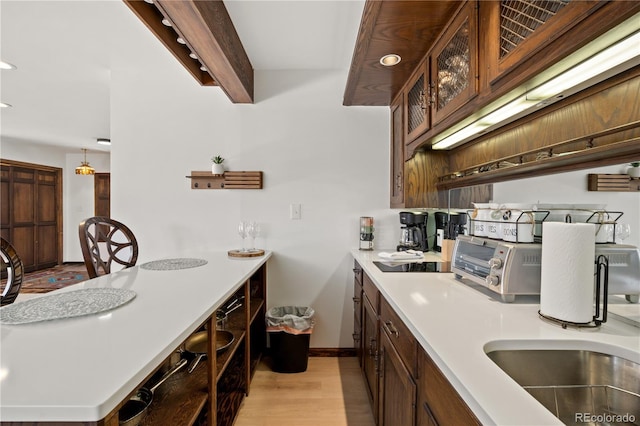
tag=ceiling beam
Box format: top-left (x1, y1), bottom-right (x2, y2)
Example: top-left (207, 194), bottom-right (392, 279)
top-left (125, 0), bottom-right (254, 104)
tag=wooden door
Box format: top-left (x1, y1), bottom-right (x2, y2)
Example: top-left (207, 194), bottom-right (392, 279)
top-left (94, 173), bottom-right (110, 217)
top-left (362, 295), bottom-right (379, 422)
top-left (0, 160), bottom-right (62, 272)
top-left (378, 329), bottom-right (416, 426)
top-left (430, 1), bottom-right (478, 125)
top-left (390, 93), bottom-right (405, 208)
top-left (404, 60), bottom-right (430, 142)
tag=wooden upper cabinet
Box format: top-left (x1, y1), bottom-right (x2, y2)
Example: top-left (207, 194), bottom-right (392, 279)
top-left (390, 93), bottom-right (405, 208)
top-left (481, 0), bottom-right (603, 87)
top-left (430, 1), bottom-right (479, 125)
top-left (404, 60), bottom-right (430, 142)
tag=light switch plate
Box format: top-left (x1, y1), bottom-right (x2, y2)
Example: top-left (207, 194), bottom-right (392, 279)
top-left (290, 203), bottom-right (301, 220)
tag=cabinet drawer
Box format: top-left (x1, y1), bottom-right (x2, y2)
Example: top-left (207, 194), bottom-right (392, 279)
top-left (418, 348), bottom-right (480, 425)
top-left (380, 297), bottom-right (417, 377)
top-left (363, 272), bottom-right (379, 313)
top-left (353, 260), bottom-right (363, 285)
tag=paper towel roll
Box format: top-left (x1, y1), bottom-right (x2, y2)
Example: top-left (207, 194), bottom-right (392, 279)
top-left (540, 222), bottom-right (596, 324)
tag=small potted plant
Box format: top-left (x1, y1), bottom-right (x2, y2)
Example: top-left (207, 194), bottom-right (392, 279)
top-left (627, 161), bottom-right (640, 178)
top-left (211, 155), bottom-right (225, 175)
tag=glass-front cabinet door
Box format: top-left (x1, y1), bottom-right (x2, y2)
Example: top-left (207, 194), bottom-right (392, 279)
top-left (404, 59), bottom-right (430, 143)
top-left (431, 1), bottom-right (478, 125)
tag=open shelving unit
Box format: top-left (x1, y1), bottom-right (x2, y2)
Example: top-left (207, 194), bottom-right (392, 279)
top-left (122, 263), bottom-right (267, 426)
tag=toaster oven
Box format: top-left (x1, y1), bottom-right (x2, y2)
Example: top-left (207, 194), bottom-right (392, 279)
top-left (451, 235), bottom-right (640, 303)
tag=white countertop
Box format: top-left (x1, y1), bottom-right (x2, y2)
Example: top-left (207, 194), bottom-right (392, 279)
top-left (0, 251), bottom-right (271, 422)
top-left (352, 249), bottom-right (640, 426)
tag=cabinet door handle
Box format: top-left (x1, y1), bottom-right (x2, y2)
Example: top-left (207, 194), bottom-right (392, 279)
top-left (428, 82), bottom-right (436, 107)
top-left (352, 296), bottom-right (360, 303)
top-left (419, 89), bottom-right (428, 111)
top-left (385, 321), bottom-right (400, 338)
top-left (377, 347), bottom-right (384, 377)
top-left (352, 332), bottom-right (361, 341)
top-left (368, 337), bottom-right (377, 356)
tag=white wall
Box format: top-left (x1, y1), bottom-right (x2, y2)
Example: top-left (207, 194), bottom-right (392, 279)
top-left (65, 152), bottom-right (111, 261)
top-left (110, 4), bottom-right (394, 349)
top-left (0, 139), bottom-right (110, 261)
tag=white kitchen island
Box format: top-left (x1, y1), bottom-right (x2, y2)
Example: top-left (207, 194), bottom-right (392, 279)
top-left (352, 249), bottom-right (640, 425)
top-left (0, 251), bottom-right (271, 424)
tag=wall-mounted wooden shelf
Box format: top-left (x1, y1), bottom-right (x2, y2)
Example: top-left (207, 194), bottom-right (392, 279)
top-left (186, 171), bottom-right (263, 189)
top-left (588, 174), bottom-right (640, 191)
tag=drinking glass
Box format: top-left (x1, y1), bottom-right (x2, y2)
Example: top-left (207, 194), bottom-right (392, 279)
top-left (247, 221), bottom-right (261, 252)
top-left (615, 223), bottom-right (631, 242)
top-left (238, 221), bottom-right (248, 252)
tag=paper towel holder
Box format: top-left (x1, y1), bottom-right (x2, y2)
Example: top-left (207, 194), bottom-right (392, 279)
top-left (538, 255), bottom-right (609, 329)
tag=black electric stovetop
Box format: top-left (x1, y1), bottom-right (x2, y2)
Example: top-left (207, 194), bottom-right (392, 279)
top-left (373, 261), bottom-right (446, 273)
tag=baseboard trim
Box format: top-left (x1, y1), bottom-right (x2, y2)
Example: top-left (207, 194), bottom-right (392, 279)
top-left (309, 348), bottom-right (356, 357)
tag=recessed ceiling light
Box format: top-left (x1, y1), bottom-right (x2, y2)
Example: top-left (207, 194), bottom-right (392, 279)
top-left (189, 52), bottom-right (198, 60)
top-left (380, 54), bottom-right (401, 67)
top-left (0, 102), bottom-right (12, 108)
top-left (177, 37), bottom-right (186, 45)
top-left (0, 61), bottom-right (17, 70)
top-left (161, 18), bottom-right (171, 27)
top-left (97, 138), bottom-right (111, 146)
top-left (143, 0), bottom-right (153, 3)
top-left (200, 66), bottom-right (207, 72)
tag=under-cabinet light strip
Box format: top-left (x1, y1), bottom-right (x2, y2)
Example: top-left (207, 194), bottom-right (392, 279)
top-left (432, 30), bottom-right (640, 150)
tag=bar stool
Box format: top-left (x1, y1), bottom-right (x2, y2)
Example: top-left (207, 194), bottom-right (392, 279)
top-left (78, 216), bottom-right (139, 278)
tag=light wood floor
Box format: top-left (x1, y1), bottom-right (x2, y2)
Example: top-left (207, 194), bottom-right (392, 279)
top-left (235, 357), bottom-right (375, 426)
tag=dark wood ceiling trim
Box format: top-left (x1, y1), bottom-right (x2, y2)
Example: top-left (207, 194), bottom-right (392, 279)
top-left (343, 1), bottom-right (383, 106)
top-left (156, 0), bottom-right (253, 104)
top-left (343, 1), bottom-right (463, 106)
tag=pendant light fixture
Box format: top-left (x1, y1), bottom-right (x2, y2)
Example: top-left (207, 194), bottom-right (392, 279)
top-left (75, 148), bottom-right (95, 175)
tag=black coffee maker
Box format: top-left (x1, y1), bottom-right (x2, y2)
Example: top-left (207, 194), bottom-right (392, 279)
top-left (434, 211), bottom-right (466, 252)
top-left (398, 211), bottom-right (428, 251)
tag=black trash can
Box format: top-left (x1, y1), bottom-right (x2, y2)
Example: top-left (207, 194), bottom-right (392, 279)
top-left (266, 306), bottom-right (315, 373)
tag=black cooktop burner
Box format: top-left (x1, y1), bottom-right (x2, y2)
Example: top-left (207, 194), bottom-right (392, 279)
top-left (373, 261), bottom-right (445, 273)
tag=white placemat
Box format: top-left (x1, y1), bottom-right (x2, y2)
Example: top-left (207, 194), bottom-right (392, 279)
top-left (140, 258), bottom-right (208, 271)
top-left (0, 288), bottom-right (136, 325)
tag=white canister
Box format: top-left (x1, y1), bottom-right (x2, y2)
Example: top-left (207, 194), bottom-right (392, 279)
top-left (472, 203), bottom-right (490, 237)
top-left (486, 204), bottom-right (502, 240)
top-left (502, 204), bottom-right (534, 243)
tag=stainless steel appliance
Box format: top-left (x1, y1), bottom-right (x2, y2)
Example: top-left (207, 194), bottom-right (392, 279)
top-left (398, 211), bottom-right (428, 252)
top-left (451, 235), bottom-right (640, 303)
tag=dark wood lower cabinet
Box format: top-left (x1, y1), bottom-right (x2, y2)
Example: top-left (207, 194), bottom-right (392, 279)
top-left (417, 346), bottom-right (481, 426)
top-left (362, 293), bottom-right (379, 422)
top-left (379, 329), bottom-right (416, 426)
top-left (353, 263), bottom-right (480, 426)
top-left (353, 261), bottom-right (364, 367)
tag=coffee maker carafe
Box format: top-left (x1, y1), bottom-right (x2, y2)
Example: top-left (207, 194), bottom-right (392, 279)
top-left (398, 211), bottom-right (428, 251)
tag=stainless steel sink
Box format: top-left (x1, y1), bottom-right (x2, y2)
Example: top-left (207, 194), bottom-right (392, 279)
top-left (486, 349), bottom-right (640, 425)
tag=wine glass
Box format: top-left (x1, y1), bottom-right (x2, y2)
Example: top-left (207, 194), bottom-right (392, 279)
top-left (615, 223), bottom-right (631, 243)
top-left (246, 221), bottom-right (261, 252)
top-left (238, 221), bottom-right (248, 252)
